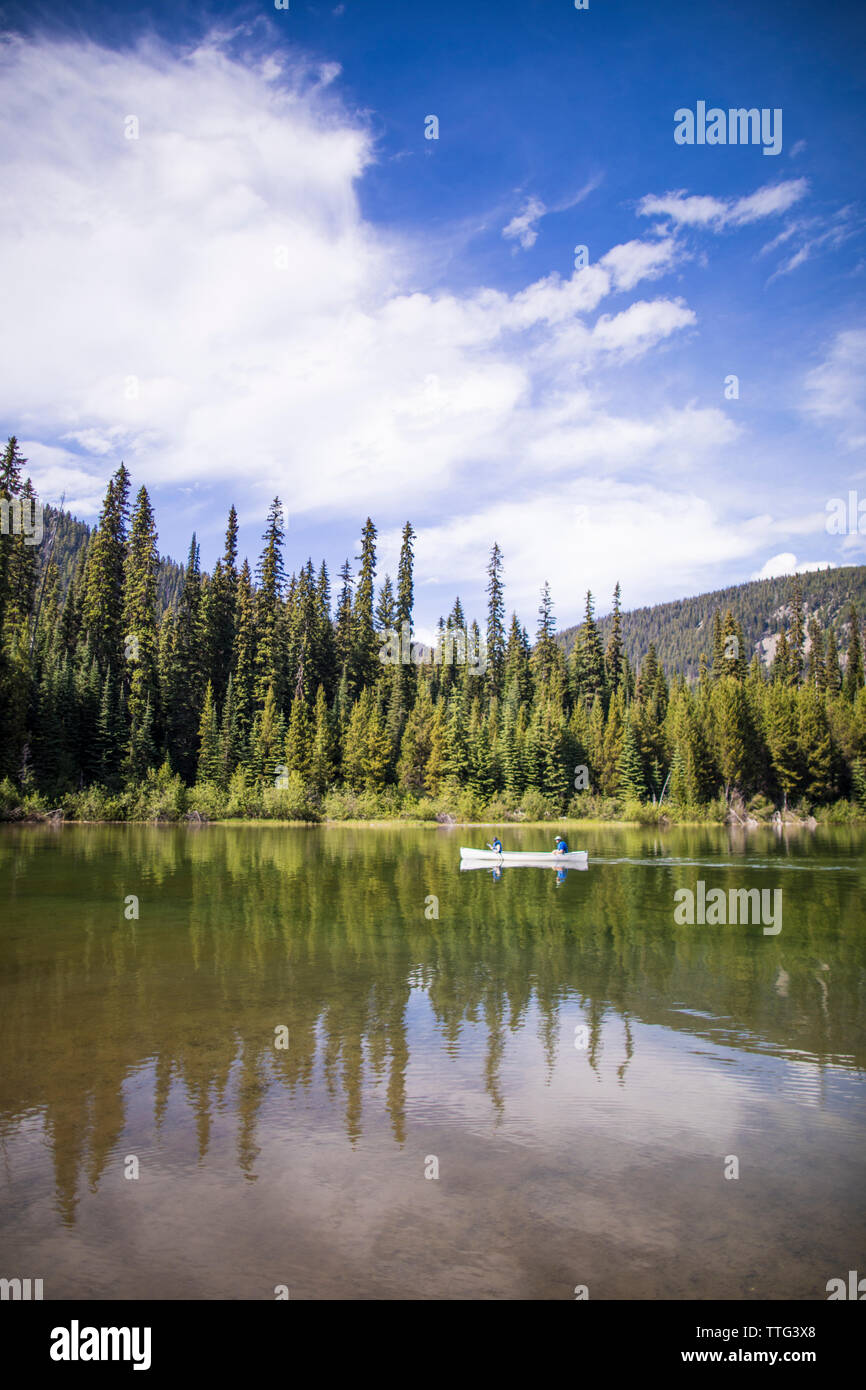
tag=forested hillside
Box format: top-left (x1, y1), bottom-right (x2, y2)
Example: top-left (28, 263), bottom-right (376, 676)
top-left (560, 568), bottom-right (866, 679)
top-left (2, 437), bottom-right (866, 823)
top-left (41, 504), bottom-right (184, 613)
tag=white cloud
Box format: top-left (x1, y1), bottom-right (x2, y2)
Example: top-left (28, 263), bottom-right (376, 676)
top-left (637, 179), bottom-right (808, 230)
top-left (0, 31), bottom-right (704, 535)
top-left (17, 441), bottom-right (106, 515)
top-left (501, 175), bottom-right (603, 252)
top-left (751, 553), bottom-right (835, 581)
top-left (502, 196), bottom-right (546, 250)
top-left (599, 236), bottom-right (680, 291)
top-left (1, 31), bottom-right (822, 623)
top-left (802, 330), bottom-right (866, 451)
top-left (590, 298), bottom-right (695, 357)
top-left (404, 484), bottom-right (796, 620)
top-left (764, 207), bottom-right (857, 283)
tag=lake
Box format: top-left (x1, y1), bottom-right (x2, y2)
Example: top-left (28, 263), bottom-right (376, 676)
top-left (1, 822), bottom-right (863, 1300)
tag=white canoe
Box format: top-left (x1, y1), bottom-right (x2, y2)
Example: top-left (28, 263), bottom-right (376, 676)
top-left (460, 846), bottom-right (587, 866)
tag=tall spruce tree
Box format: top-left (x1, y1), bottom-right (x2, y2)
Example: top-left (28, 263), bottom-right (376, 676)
top-left (485, 542), bottom-right (505, 697)
top-left (123, 485), bottom-right (159, 778)
top-left (82, 463), bottom-right (130, 676)
top-left (604, 581), bottom-right (623, 693)
top-left (255, 498), bottom-right (286, 707)
top-left (531, 581), bottom-right (557, 689)
top-left (353, 518), bottom-right (378, 691)
top-left (166, 534), bottom-right (206, 780)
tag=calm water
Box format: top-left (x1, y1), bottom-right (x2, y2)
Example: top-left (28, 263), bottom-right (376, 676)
top-left (1, 822), bottom-right (864, 1300)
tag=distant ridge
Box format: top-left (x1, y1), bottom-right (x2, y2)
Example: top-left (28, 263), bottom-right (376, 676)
top-left (558, 567), bottom-right (866, 679)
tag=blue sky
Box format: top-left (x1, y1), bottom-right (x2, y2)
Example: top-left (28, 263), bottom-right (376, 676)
top-left (0, 0), bottom-right (864, 638)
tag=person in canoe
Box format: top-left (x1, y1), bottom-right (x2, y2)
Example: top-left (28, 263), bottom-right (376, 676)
top-left (553, 835), bottom-right (569, 854)
top-left (487, 836), bottom-right (503, 854)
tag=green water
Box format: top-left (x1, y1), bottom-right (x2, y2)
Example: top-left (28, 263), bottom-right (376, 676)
top-left (1, 822), bottom-right (863, 1300)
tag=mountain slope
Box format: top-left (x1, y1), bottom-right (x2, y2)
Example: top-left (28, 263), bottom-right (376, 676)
top-left (558, 567), bottom-right (866, 678)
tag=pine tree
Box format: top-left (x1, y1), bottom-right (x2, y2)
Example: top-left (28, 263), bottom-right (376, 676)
top-left (96, 668), bottom-right (125, 785)
top-left (423, 698), bottom-right (447, 795)
top-left (353, 518), bottom-right (378, 691)
top-left (8, 477), bottom-right (40, 629)
top-left (539, 705), bottom-right (568, 805)
top-left (0, 435), bottom-right (25, 493)
top-left (218, 675), bottom-right (242, 787)
top-left (396, 521), bottom-right (416, 637)
top-left (531, 581), bottom-right (557, 689)
top-left (710, 611), bottom-right (724, 681)
top-left (313, 561), bottom-right (336, 702)
top-left (309, 685), bottom-right (336, 792)
top-left (504, 613), bottom-right (532, 705)
top-left (233, 560), bottom-right (257, 742)
top-left (789, 576), bottom-right (805, 684)
top-left (797, 685), bottom-right (833, 805)
top-left (254, 498), bottom-right (286, 707)
top-left (197, 681), bottom-right (221, 783)
top-left (600, 690), bottom-right (625, 794)
top-left (772, 628), bottom-right (792, 686)
top-left (126, 694), bottom-right (155, 785)
top-left (617, 715), bottom-right (646, 800)
top-left (123, 485), bottom-right (159, 777)
top-left (469, 708), bottom-right (496, 802)
top-left (397, 680), bottom-right (433, 793)
top-left (0, 438), bottom-right (23, 639)
top-left (375, 573), bottom-right (395, 636)
top-left (166, 535), bottom-right (206, 781)
top-left (710, 675), bottom-right (753, 799)
top-left (0, 439), bottom-right (31, 646)
top-left (383, 671), bottom-right (405, 776)
top-left (502, 698), bottom-right (526, 798)
top-left (570, 589), bottom-right (606, 706)
top-left (284, 695), bottom-right (312, 782)
top-left (82, 463), bottom-right (131, 675)
top-left (522, 699), bottom-right (545, 791)
top-left (719, 610), bottom-right (747, 681)
top-left (204, 506), bottom-right (238, 707)
top-left (250, 684), bottom-right (285, 785)
top-left (635, 643), bottom-right (659, 703)
top-left (844, 605), bottom-right (864, 700)
top-left (443, 689), bottom-right (470, 786)
top-left (824, 626), bottom-right (843, 694)
top-left (360, 688), bottom-right (391, 790)
top-left (334, 559), bottom-right (355, 684)
top-left (765, 683), bottom-right (801, 809)
top-left (604, 581), bottom-right (623, 693)
top-left (485, 542), bottom-right (505, 697)
top-left (806, 616), bottom-right (825, 689)
top-left (669, 743), bottom-right (688, 805)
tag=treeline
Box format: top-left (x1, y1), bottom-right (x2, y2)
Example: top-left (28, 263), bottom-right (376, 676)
top-left (2, 440), bottom-right (866, 822)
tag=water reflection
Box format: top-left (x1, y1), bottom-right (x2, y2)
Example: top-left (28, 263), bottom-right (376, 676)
top-left (0, 822), bottom-right (863, 1229)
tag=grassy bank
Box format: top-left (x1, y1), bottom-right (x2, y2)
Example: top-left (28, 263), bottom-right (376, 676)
top-left (3, 770), bottom-right (865, 828)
